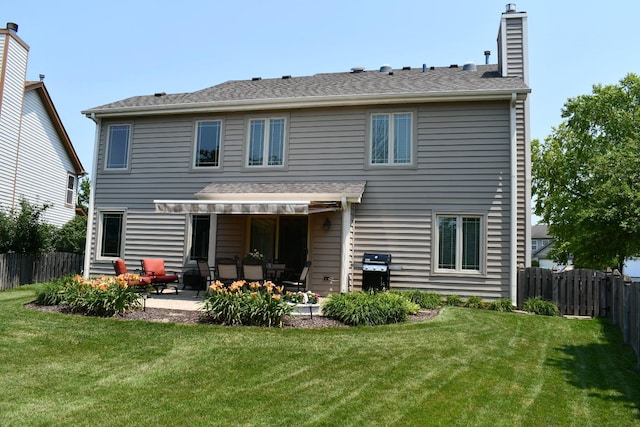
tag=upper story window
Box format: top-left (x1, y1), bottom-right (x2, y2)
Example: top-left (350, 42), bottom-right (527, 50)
top-left (194, 121), bottom-right (222, 168)
top-left (65, 174), bottom-right (76, 206)
top-left (105, 124), bottom-right (131, 170)
top-left (247, 118), bottom-right (285, 167)
top-left (531, 240), bottom-right (539, 252)
top-left (436, 214), bottom-right (483, 273)
top-left (370, 112), bottom-right (412, 165)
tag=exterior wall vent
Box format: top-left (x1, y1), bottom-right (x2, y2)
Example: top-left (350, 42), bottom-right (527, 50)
top-left (462, 62), bottom-right (477, 71)
top-left (379, 64), bottom-right (392, 73)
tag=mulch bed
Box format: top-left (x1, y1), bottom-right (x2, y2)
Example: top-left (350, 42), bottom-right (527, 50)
top-left (24, 302), bottom-right (439, 328)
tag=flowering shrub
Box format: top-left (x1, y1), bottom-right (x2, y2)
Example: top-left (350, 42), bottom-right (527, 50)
top-left (202, 280), bottom-right (292, 327)
top-left (244, 249), bottom-right (264, 263)
top-left (283, 291), bottom-right (320, 304)
top-left (36, 274), bottom-right (143, 317)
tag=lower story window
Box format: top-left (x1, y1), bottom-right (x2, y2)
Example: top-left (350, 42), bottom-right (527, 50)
top-left (99, 212), bottom-right (124, 258)
top-left (437, 215), bottom-right (482, 272)
top-left (189, 215), bottom-right (211, 260)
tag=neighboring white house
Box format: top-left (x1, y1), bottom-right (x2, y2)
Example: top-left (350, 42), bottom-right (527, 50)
top-left (0, 22), bottom-right (85, 227)
top-left (531, 223), bottom-right (555, 269)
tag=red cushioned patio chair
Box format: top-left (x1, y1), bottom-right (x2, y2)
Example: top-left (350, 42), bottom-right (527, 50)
top-left (112, 258), bottom-right (152, 290)
top-left (140, 258), bottom-right (179, 294)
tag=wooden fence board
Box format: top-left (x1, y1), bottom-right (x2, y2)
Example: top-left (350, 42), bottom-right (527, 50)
top-left (0, 253), bottom-right (83, 290)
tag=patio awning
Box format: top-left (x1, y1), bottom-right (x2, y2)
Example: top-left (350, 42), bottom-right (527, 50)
top-left (154, 181), bottom-right (366, 215)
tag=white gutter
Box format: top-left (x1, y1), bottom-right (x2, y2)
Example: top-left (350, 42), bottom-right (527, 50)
top-left (510, 93), bottom-right (518, 303)
top-left (83, 113), bottom-right (100, 279)
top-left (82, 89), bottom-right (530, 118)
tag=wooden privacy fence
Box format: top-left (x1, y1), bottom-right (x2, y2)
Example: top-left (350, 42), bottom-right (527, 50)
top-left (517, 267), bottom-right (610, 317)
top-left (0, 252), bottom-right (84, 291)
top-left (519, 267), bottom-right (640, 369)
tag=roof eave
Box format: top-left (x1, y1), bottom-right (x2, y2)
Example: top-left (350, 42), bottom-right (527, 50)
top-left (82, 89), bottom-right (530, 118)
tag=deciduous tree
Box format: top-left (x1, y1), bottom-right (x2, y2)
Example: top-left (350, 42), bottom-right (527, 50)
top-left (532, 73), bottom-right (640, 271)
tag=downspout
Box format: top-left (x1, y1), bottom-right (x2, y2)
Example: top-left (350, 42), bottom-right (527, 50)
top-left (510, 93), bottom-right (518, 303)
top-left (83, 112), bottom-right (100, 279)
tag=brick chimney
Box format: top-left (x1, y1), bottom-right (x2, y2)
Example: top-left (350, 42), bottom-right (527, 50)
top-left (497, 4), bottom-right (529, 85)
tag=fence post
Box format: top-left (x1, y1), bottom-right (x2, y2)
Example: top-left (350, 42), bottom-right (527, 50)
top-left (623, 277), bottom-right (631, 345)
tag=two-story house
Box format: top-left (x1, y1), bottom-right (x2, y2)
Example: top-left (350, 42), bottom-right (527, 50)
top-left (82, 5), bottom-right (530, 300)
top-left (0, 23), bottom-right (86, 227)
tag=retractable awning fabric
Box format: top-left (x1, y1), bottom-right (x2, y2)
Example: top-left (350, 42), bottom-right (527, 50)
top-left (154, 181), bottom-right (366, 215)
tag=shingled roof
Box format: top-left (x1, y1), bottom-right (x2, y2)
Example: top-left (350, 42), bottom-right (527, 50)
top-left (83, 64), bottom-right (530, 117)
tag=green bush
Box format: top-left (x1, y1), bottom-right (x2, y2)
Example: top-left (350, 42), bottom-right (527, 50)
top-left (464, 296), bottom-right (486, 309)
top-left (521, 296), bottom-right (560, 316)
top-left (202, 280), bottom-right (292, 327)
top-left (35, 275), bottom-right (142, 317)
top-left (397, 290), bottom-right (443, 309)
top-left (322, 291), bottom-right (420, 326)
top-left (487, 298), bottom-right (514, 312)
top-left (34, 278), bottom-right (67, 305)
top-left (445, 294), bottom-right (463, 306)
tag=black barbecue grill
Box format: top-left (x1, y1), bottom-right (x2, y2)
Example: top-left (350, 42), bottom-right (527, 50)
top-left (362, 253), bottom-right (392, 291)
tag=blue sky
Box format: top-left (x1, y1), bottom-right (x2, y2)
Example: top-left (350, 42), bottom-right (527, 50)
top-left (3, 0), bottom-right (639, 206)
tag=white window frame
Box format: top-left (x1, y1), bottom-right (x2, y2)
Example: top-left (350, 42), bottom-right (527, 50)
top-left (368, 111), bottom-right (415, 166)
top-left (96, 209), bottom-right (126, 261)
top-left (434, 213), bottom-right (485, 275)
top-left (531, 240), bottom-right (539, 252)
top-left (104, 124), bottom-right (132, 171)
top-left (245, 116), bottom-right (287, 168)
top-left (65, 173), bottom-right (76, 207)
top-left (193, 120), bottom-right (223, 169)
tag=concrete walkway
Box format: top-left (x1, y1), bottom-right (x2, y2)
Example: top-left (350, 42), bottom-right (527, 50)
top-left (144, 289), bottom-right (204, 311)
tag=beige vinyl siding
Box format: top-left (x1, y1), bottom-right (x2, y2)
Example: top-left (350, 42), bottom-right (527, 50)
top-left (215, 215), bottom-right (246, 260)
top-left (89, 210), bottom-right (188, 277)
top-left (90, 100), bottom-right (514, 298)
top-left (308, 212), bottom-right (342, 294)
top-left (504, 19), bottom-right (525, 78)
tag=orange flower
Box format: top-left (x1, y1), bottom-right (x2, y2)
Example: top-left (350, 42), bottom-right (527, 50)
top-left (272, 294), bottom-right (281, 300)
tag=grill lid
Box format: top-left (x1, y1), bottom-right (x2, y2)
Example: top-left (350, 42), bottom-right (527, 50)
top-left (362, 253), bottom-right (392, 265)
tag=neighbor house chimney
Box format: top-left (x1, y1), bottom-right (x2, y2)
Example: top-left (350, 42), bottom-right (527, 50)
top-left (497, 4), bottom-right (528, 84)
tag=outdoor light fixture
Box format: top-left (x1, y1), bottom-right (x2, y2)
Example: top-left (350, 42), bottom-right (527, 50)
top-left (323, 218), bottom-right (331, 231)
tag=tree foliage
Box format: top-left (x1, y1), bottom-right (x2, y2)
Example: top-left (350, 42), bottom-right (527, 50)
top-left (532, 73), bottom-right (640, 271)
top-left (77, 177), bottom-right (90, 212)
top-left (53, 215), bottom-right (87, 254)
top-left (0, 198), bottom-right (55, 254)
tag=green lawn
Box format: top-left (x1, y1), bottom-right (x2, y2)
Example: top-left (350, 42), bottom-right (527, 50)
top-left (1, 286), bottom-right (639, 426)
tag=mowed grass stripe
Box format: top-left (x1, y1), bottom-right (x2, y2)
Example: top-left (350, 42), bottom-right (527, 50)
top-left (1, 286), bottom-right (639, 426)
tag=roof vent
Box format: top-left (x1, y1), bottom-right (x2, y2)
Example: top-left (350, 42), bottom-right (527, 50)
top-left (379, 64), bottom-right (392, 73)
top-left (39, 74), bottom-right (45, 82)
top-left (449, 64), bottom-right (458, 68)
top-left (484, 50), bottom-right (491, 64)
top-left (282, 75), bottom-right (291, 79)
top-left (351, 66), bottom-right (365, 73)
top-left (6, 22), bottom-right (18, 32)
top-left (251, 77), bottom-right (262, 81)
top-left (462, 62), bottom-right (477, 72)
top-left (402, 66), bottom-right (411, 71)
top-left (154, 92), bottom-right (166, 97)
top-left (505, 3), bottom-right (516, 12)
